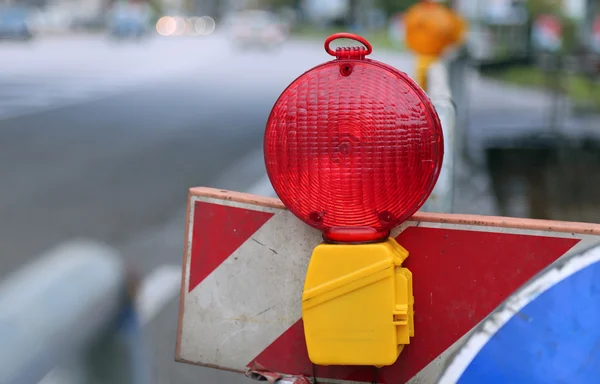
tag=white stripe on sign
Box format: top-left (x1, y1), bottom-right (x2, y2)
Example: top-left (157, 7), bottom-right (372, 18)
top-left (180, 208), bottom-right (320, 368)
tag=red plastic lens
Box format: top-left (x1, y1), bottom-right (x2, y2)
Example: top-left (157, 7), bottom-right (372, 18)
top-left (264, 55), bottom-right (443, 242)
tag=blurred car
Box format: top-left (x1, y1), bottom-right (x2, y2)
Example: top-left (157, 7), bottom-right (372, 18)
top-left (229, 10), bottom-right (288, 49)
top-left (0, 6), bottom-right (33, 40)
top-left (27, 7), bottom-right (75, 35)
top-left (108, 3), bottom-right (150, 40)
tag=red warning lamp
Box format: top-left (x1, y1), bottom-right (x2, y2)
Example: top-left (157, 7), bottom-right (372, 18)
top-left (264, 33), bottom-right (443, 243)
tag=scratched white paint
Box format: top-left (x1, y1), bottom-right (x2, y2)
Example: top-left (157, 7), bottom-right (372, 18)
top-left (179, 194), bottom-right (600, 383)
top-left (439, 243), bottom-right (600, 383)
top-left (182, 195), bottom-right (280, 297)
top-left (180, 204), bottom-right (320, 368)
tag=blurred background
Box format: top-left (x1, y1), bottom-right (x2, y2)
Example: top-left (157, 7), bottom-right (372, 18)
top-left (1, 0), bottom-right (599, 383)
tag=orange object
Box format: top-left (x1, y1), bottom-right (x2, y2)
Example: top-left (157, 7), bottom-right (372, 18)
top-left (404, 1), bottom-right (466, 56)
top-left (449, 10), bottom-right (467, 46)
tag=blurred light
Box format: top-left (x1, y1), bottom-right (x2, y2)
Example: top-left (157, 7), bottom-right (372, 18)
top-left (187, 17), bottom-right (200, 36)
top-left (199, 16), bottom-right (215, 35)
top-left (264, 25), bottom-right (284, 43)
top-left (156, 16), bottom-right (176, 36)
top-left (173, 16), bottom-right (186, 36)
top-left (194, 17), bottom-right (206, 35)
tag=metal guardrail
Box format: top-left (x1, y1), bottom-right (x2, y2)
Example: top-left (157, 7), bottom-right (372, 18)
top-left (0, 240), bottom-right (151, 384)
top-left (423, 59), bottom-right (456, 213)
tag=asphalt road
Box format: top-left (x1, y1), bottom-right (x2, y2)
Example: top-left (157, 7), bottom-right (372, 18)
top-left (0, 33), bottom-right (418, 279)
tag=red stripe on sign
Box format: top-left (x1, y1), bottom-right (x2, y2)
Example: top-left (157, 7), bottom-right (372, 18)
top-left (381, 227), bottom-right (580, 383)
top-left (249, 320), bottom-right (311, 376)
top-left (188, 201), bottom-right (274, 292)
top-left (249, 320), bottom-right (376, 382)
top-left (248, 227), bottom-right (579, 383)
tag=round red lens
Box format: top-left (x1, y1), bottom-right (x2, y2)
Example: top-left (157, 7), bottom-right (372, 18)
top-left (264, 56), bottom-right (443, 242)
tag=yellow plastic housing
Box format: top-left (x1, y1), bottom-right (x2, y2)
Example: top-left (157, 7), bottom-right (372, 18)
top-left (301, 238), bottom-right (414, 366)
top-left (416, 54), bottom-right (438, 91)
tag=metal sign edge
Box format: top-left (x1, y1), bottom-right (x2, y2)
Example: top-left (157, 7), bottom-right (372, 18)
top-left (188, 187), bottom-right (600, 235)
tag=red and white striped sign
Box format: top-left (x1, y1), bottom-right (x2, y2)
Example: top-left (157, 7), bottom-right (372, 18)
top-left (592, 15), bottom-right (600, 53)
top-left (176, 187), bottom-right (600, 383)
top-left (532, 14), bottom-right (562, 52)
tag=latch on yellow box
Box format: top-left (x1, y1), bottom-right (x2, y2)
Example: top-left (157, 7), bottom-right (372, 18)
top-left (301, 238), bottom-right (414, 366)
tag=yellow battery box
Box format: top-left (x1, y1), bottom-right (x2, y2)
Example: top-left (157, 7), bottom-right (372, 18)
top-left (301, 238), bottom-right (414, 366)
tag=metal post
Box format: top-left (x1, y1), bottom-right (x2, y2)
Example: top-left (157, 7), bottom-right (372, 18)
top-left (447, 45), bottom-right (470, 161)
top-left (423, 60), bottom-right (456, 213)
top-left (0, 240), bottom-right (146, 384)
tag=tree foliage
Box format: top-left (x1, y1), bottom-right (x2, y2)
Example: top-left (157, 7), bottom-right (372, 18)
top-left (258, 0), bottom-right (423, 16)
top-left (374, 0), bottom-right (421, 16)
top-left (526, 0), bottom-right (563, 18)
top-left (257, 0), bottom-right (300, 10)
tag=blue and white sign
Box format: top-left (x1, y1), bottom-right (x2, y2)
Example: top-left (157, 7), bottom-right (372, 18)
top-left (438, 243), bottom-right (600, 383)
